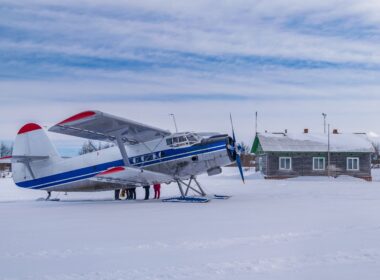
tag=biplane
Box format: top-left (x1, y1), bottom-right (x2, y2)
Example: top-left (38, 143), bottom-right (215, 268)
top-left (11, 111), bottom-right (245, 202)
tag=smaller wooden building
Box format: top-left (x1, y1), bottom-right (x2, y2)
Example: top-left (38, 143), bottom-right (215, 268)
top-left (251, 130), bottom-right (374, 181)
top-left (0, 156), bottom-right (12, 177)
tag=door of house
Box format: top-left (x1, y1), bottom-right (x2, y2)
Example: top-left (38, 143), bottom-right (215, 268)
top-left (293, 156), bottom-right (305, 176)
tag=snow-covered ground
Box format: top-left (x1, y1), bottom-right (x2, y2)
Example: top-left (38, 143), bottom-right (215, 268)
top-left (2, 169), bottom-right (380, 280)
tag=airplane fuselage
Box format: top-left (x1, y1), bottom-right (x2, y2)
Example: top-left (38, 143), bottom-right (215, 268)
top-left (13, 134), bottom-right (233, 192)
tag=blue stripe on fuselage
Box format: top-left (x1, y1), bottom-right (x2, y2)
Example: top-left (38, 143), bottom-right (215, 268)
top-left (17, 140), bottom-right (227, 189)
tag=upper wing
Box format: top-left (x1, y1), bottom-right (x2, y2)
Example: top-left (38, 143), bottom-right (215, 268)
top-left (49, 110), bottom-right (170, 144)
top-left (91, 166), bottom-right (173, 186)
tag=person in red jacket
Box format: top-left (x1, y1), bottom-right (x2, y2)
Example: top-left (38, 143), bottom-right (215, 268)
top-left (153, 183), bottom-right (161, 199)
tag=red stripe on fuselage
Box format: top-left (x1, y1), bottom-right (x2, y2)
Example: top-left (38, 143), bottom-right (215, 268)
top-left (18, 123), bottom-right (42, 134)
top-left (97, 166), bottom-right (125, 176)
top-left (58, 111), bottom-right (96, 124)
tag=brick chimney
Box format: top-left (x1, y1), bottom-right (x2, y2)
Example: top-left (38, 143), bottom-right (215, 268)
top-left (304, 128), bottom-right (309, 134)
top-left (333, 129), bottom-right (339, 134)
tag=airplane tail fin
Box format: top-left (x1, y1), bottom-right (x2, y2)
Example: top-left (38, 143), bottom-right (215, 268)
top-left (12, 123), bottom-right (61, 185)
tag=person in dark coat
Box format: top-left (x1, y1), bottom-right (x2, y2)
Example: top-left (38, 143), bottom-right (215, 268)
top-left (115, 189), bottom-right (121, 200)
top-left (153, 183), bottom-right (161, 199)
top-left (143, 185), bottom-right (150, 200)
top-left (130, 187), bottom-right (136, 200)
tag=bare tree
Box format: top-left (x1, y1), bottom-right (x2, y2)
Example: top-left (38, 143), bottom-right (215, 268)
top-left (0, 142), bottom-right (12, 157)
top-left (78, 140), bottom-right (113, 155)
top-left (239, 141), bottom-right (250, 154)
top-left (371, 141), bottom-right (380, 168)
top-left (372, 141), bottom-right (380, 156)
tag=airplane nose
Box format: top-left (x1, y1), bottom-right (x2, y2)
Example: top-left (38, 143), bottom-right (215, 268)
top-left (226, 136), bottom-right (237, 161)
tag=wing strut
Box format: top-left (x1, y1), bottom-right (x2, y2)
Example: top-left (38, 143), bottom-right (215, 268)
top-left (116, 136), bottom-right (130, 166)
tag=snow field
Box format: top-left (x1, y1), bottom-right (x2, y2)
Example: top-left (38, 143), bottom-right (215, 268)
top-left (1, 169), bottom-right (380, 279)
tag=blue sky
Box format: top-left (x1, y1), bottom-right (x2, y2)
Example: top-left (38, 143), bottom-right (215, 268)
top-left (1, 0), bottom-right (380, 156)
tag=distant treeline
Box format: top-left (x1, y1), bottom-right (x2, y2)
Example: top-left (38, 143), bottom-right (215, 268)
top-left (0, 142), bottom-right (12, 157)
top-left (78, 140), bottom-right (114, 155)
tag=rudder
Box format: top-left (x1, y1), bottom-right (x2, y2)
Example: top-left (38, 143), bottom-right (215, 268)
top-left (12, 123), bottom-right (61, 186)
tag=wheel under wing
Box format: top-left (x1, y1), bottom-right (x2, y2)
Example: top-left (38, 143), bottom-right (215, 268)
top-left (49, 110), bottom-right (170, 144)
top-left (91, 166), bottom-right (174, 186)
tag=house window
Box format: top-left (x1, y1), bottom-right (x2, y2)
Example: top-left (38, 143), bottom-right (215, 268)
top-left (279, 157), bottom-right (292, 170)
top-left (258, 157), bottom-right (263, 172)
top-left (347, 157), bottom-right (359, 171)
top-left (313, 157), bottom-right (325, 170)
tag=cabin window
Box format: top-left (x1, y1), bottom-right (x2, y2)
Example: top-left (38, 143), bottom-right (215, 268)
top-left (144, 154), bottom-right (153, 161)
top-left (166, 133), bottom-right (200, 147)
top-left (187, 134), bottom-right (198, 143)
top-left (279, 157), bottom-right (292, 170)
top-left (313, 157), bottom-right (325, 171)
top-left (347, 157), bottom-right (359, 171)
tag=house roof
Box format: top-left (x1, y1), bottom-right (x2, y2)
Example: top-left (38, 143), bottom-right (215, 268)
top-left (0, 156), bottom-right (12, 164)
top-left (252, 132), bottom-right (375, 153)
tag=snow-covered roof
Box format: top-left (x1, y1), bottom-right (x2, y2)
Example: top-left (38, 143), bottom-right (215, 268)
top-left (256, 132), bottom-right (374, 153)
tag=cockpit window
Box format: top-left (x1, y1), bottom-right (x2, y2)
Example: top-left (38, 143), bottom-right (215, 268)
top-left (187, 134), bottom-right (197, 143)
top-left (166, 133), bottom-right (200, 147)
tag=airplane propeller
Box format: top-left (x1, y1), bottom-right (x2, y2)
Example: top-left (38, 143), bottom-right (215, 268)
top-left (229, 114), bottom-right (245, 183)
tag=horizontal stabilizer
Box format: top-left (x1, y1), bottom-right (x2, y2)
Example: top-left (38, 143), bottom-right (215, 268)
top-left (12, 155), bottom-right (50, 162)
top-left (91, 166), bottom-right (173, 186)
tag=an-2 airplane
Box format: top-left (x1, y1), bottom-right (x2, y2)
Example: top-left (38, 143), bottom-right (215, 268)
top-left (11, 110), bottom-right (245, 202)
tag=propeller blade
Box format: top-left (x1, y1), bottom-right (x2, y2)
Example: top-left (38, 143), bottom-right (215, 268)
top-left (236, 154), bottom-right (245, 183)
top-left (229, 113), bottom-right (245, 183)
top-left (229, 113), bottom-right (236, 142)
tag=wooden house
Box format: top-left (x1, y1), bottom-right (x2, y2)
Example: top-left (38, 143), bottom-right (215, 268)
top-left (251, 130), bottom-right (374, 181)
top-left (0, 156), bottom-right (12, 177)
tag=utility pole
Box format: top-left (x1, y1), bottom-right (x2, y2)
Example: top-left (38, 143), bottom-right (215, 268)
top-left (327, 123), bottom-right (330, 177)
top-left (322, 113), bottom-right (327, 134)
top-left (169, 113), bottom-right (178, 133)
top-left (255, 111), bottom-right (258, 136)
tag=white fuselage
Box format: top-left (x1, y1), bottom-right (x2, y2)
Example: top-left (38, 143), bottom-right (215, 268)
top-left (13, 134), bottom-right (232, 192)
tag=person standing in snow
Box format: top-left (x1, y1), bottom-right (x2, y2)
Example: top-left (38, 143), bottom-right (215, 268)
top-left (143, 185), bottom-right (150, 200)
top-left (115, 189), bottom-right (121, 200)
top-left (130, 187), bottom-right (136, 200)
top-left (153, 183), bottom-right (161, 199)
top-left (120, 189), bottom-right (127, 200)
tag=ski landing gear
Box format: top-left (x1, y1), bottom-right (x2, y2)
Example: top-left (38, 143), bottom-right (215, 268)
top-left (163, 176), bottom-right (214, 203)
top-left (178, 176), bottom-right (206, 197)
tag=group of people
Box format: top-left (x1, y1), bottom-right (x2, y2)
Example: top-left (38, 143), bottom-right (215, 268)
top-left (143, 183), bottom-right (161, 200)
top-left (116, 183), bottom-right (161, 200)
top-left (120, 187), bottom-right (136, 200)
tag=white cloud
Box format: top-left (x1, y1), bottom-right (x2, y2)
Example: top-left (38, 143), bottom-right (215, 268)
top-left (1, 0), bottom-right (380, 152)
